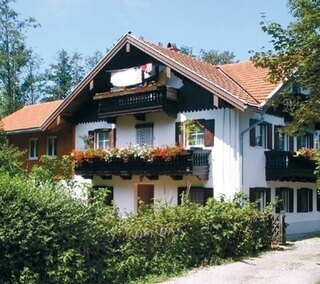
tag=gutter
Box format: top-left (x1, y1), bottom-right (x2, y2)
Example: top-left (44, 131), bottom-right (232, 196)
top-left (239, 109), bottom-right (265, 188)
top-left (5, 128), bottom-right (41, 135)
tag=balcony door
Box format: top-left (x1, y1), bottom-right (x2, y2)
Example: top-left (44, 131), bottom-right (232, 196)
top-left (137, 184), bottom-right (154, 208)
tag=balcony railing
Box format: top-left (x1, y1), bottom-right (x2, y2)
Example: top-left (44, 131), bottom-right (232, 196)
top-left (265, 151), bottom-right (316, 182)
top-left (75, 149), bottom-right (211, 180)
top-left (94, 85), bottom-right (178, 118)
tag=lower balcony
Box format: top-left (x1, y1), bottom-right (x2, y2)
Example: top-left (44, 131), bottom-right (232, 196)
top-left (73, 149), bottom-right (211, 181)
top-left (265, 151), bottom-right (316, 182)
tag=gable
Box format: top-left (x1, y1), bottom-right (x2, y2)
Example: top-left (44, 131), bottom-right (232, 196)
top-left (42, 34), bottom-right (281, 130)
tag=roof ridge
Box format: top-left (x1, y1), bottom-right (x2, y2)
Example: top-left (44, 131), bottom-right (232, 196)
top-left (134, 37), bottom-right (252, 104)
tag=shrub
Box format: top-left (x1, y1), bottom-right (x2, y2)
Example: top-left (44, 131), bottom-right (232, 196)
top-left (0, 172), bottom-right (273, 283)
top-left (0, 173), bottom-right (115, 283)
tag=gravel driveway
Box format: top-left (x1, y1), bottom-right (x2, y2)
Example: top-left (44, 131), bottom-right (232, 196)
top-left (161, 236), bottom-right (320, 284)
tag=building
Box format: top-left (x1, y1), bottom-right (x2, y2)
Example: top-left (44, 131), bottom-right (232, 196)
top-left (1, 100), bottom-right (74, 171)
top-left (2, 33), bottom-right (320, 236)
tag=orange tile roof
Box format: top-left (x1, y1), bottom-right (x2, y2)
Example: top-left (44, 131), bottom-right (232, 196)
top-left (218, 61), bottom-right (280, 104)
top-left (139, 39), bottom-right (259, 106)
top-left (2, 100), bottom-right (63, 133)
top-left (133, 36), bottom-right (281, 107)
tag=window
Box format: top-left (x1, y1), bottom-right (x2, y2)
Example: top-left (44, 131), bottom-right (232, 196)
top-left (249, 187), bottom-right (271, 211)
top-left (274, 126), bottom-right (285, 151)
top-left (136, 123), bottom-right (153, 146)
top-left (177, 187), bottom-right (213, 205)
top-left (90, 186), bottom-right (113, 206)
top-left (275, 187), bottom-right (293, 213)
top-left (249, 119), bottom-right (272, 149)
top-left (175, 119), bottom-right (214, 148)
top-left (88, 128), bottom-right (115, 149)
top-left (96, 131), bottom-right (109, 149)
top-left (297, 133), bottom-right (314, 149)
top-left (297, 188), bottom-right (313, 213)
top-left (47, 136), bottom-right (57, 156)
top-left (28, 138), bottom-right (38, 160)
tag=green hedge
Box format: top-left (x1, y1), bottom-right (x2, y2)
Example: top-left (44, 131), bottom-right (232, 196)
top-left (0, 174), bottom-right (273, 283)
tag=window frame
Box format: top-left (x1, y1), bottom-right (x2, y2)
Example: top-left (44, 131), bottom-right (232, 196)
top-left (275, 187), bottom-right (294, 213)
top-left (88, 128), bottom-right (115, 149)
top-left (297, 188), bottom-right (313, 213)
top-left (96, 130), bottom-right (110, 149)
top-left (28, 138), bottom-right (39, 160)
top-left (177, 187), bottom-right (213, 205)
top-left (249, 119), bottom-right (272, 149)
top-left (46, 136), bottom-right (57, 156)
top-left (135, 123), bottom-right (154, 146)
top-left (249, 187), bottom-right (271, 211)
top-left (175, 119), bottom-right (214, 148)
top-left (297, 133), bottom-right (314, 149)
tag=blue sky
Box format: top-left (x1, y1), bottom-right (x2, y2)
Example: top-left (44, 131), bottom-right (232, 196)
top-left (13, 0), bottom-right (293, 65)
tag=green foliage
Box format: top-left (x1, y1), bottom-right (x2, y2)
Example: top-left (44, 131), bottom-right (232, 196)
top-left (0, 139), bottom-right (25, 176)
top-left (0, 173), bottom-right (114, 283)
top-left (200, 49), bottom-right (237, 65)
top-left (0, 0), bottom-right (40, 115)
top-left (0, 169), bottom-right (274, 283)
top-left (252, 0), bottom-right (320, 134)
top-left (104, 198), bottom-right (273, 283)
top-left (29, 154), bottom-right (73, 183)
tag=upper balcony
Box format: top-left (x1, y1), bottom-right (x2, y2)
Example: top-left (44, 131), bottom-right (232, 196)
top-left (264, 151), bottom-right (316, 182)
top-left (73, 148), bottom-right (211, 181)
top-left (93, 85), bottom-right (178, 120)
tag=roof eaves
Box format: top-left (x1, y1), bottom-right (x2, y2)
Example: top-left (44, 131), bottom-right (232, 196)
top-left (259, 82), bottom-right (284, 108)
top-left (6, 127), bottom-right (42, 135)
top-left (42, 33), bottom-right (131, 130)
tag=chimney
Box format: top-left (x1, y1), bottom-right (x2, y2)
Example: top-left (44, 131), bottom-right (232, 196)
top-left (167, 42), bottom-right (179, 52)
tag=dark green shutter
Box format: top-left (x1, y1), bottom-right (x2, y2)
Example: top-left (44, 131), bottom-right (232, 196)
top-left (288, 136), bottom-right (294, 152)
top-left (266, 123), bottom-right (272, 149)
top-left (249, 188), bottom-right (255, 202)
top-left (204, 188), bottom-right (213, 203)
top-left (175, 122), bottom-right (183, 146)
top-left (266, 188), bottom-right (271, 204)
top-left (249, 119), bottom-right (257, 146)
top-left (177, 187), bottom-right (185, 205)
top-left (309, 189), bottom-right (313, 212)
top-left (204, 119), bottom-right (215, 147)
top-left (274, 126), bottom-right (280, 150)
top-left (288, 188), bottom-right (294, 213)
top-left (275, 188), bottom-right (281, 213)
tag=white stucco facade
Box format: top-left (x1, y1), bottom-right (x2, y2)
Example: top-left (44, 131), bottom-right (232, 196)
top-left (74, 106), bottom-right (320, 237)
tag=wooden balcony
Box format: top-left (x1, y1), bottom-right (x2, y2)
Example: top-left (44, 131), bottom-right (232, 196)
top-left (265, 151), bottom-right (316, 182)
top-left (75, 149), bottom-right (211, 181)
top-left (94, 85), bottom-right (178, 119)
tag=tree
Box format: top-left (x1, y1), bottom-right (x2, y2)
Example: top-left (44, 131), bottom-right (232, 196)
top-left (199, 49), bottom-right (236, 65)
top-left (42, 49), bottom-right (74, 101)
top-left (251, 0), bottom-right (320, 134)
top-left (20, 52), bottom-right (44, 104)
top-left (0, 0), bottom-right (39, 115)
top-left (85, 50), bottom-right (104, 72)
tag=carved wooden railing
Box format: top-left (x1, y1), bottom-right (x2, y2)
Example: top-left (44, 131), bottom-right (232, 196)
top-left (75, 149), bottom-right (211, 180)
top-left (94, 86), bottom-right (178, 118)
top-left (265, 151), bottom-right (316, 182)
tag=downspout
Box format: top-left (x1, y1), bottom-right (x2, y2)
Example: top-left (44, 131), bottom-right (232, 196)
top-left (239, 109), bottom-right (265, 189)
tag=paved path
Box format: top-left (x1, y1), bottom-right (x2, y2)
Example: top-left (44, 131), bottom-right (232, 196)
top-left (161, 237), bottom-right (320, 284)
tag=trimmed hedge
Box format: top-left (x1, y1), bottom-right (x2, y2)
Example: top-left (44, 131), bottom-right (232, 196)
top-left (0, 173), bottom-right (273, 283)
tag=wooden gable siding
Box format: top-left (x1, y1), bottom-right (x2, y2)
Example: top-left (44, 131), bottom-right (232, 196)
top-left (7, 125), bottom-right (74, 171)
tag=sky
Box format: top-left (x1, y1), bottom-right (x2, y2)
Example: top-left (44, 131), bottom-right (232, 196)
top-left (13, 0), bottom-right (293, 66)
